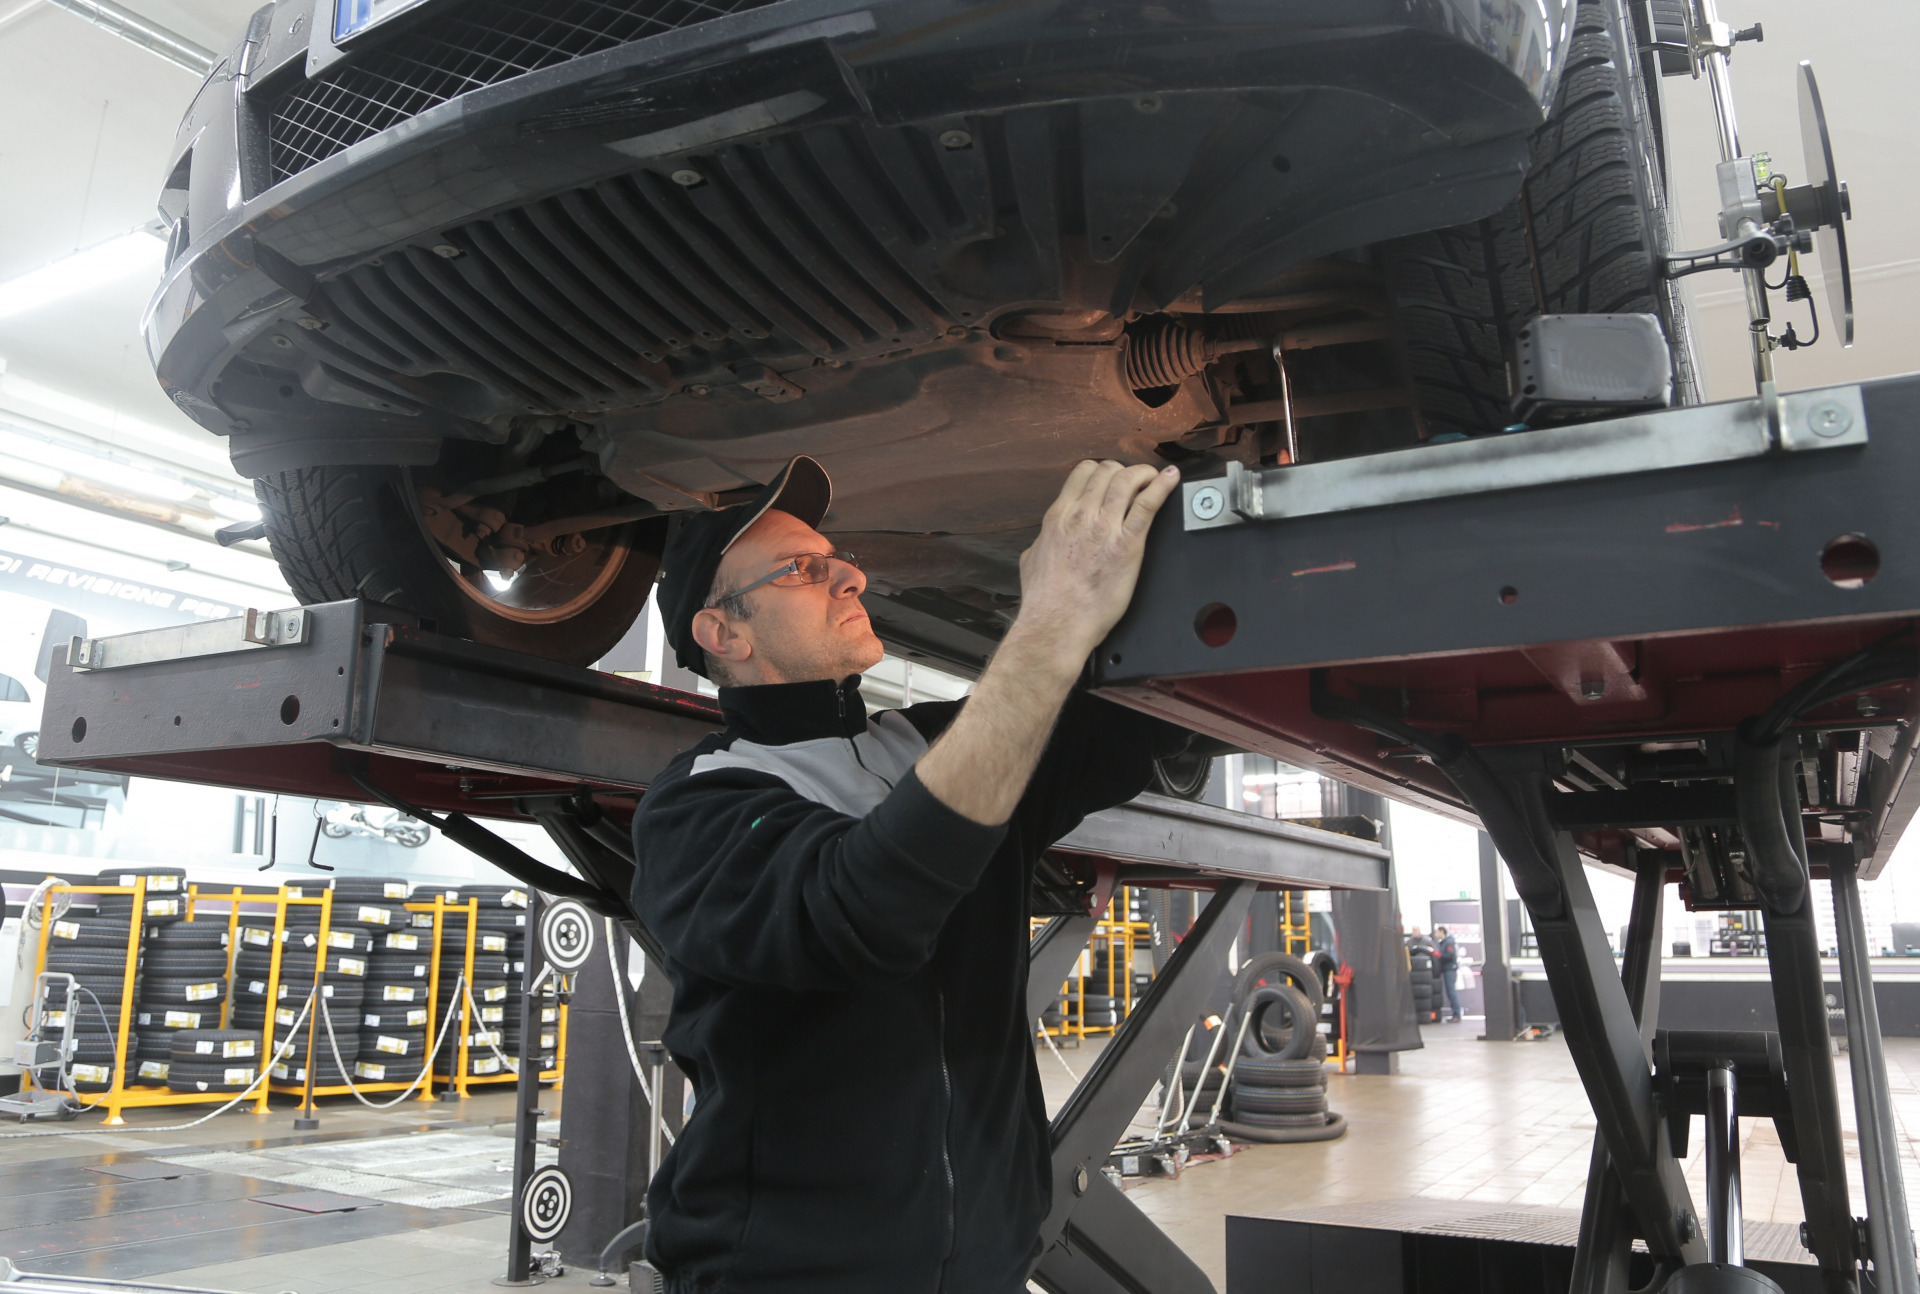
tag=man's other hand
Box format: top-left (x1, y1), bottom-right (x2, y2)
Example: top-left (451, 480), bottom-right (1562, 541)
top-left (1014, 462), bottom-right (1179, 669)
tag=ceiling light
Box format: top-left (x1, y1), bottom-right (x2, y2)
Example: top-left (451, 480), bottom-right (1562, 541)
top-left (0, 229), bottom-right (166, 321)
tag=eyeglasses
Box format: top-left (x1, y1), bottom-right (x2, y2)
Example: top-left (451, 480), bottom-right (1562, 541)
top-left (708, 551), bottom-right (860, 609)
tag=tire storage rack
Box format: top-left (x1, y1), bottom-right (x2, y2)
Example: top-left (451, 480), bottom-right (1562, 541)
top-left (19, 872), bottom-right (568, 1123)
top-left (423, 884), bottom-right (564, 1096)
top-left (1034, 887), bottom-right (1152, 1040)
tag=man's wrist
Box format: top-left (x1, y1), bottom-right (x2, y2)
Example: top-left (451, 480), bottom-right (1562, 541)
top-left (992, 616), bottom-right (1094, 688)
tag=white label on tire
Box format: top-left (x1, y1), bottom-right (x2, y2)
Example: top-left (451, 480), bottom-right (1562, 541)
top-left (275, 1006), bottom-right (298, 1025)
top-left (166, 1010), bottom-right (200, 1028)
top-left (472, 1056), bottom-right (501, 1075)
top-left (382, 985), bottom-right (417, 1002)
top-left (224, 1068), bottom-right (255, 1085)
top-left (467, 1030), bottom-right (501, 1047)
top-left (412, 912), bottom-right (434, 928)
top-left (375, 1035), bottom-right (410, 1055)
top-left (403, 1008), bottom-right (427, 1026)
top-left (357, 906), bottom-right (390, 926)
top-left (338, 958), bottom-right (366, 976)
top-left (327, 930), bottom-right (357, 949)
top-left (243, 928), bottom-right (272, 948)
top-left (71, 1064), bottom-right (108, 1083)
top-left (540, 1007), bottom-right (558, 1023)
top-left (482, 985), bottom-right (507, 1002)
top-left (481, 934), bottom-right (507, 953)
top-left (249, 979), bottom-right (267, 995)
top-left (355, 1061), bottom-right (387, 1080)
top-left (297, 932), bottom-right (318, 949)
top-left (44, 1010), bottom-right (67, 1028)
top-left (385, 933), bottom-right (419, 951)
top-left (480, 1006), bottom-right (503, 1023)
top-left (184, 982), bottom-right (219, 1001)
top-left (503, 890), bottom-right (529, 909)
top-left (146, 899), bottom-right (180, 917)
top-left (540, 1032), bottom-right (556, 1050)
top-left (138, 1060), bottom-right (168, 1080)
top-left (383, 883), bottom-right (408, 900)
top-left (51, 920), bottom-right (79, 940)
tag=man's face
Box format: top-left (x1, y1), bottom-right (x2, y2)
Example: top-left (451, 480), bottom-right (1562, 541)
top-left (698, 509), bottom-right (884, 684)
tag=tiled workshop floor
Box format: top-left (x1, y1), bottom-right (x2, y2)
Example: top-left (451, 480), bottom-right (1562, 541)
top-left (5, 1025), bottom-right (1919, 1292)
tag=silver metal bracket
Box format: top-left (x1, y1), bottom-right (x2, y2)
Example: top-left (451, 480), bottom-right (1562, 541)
top-left (68, 606), bottom-right (310, 671)
top-left (1182, 382), bottom-right (1867, 530)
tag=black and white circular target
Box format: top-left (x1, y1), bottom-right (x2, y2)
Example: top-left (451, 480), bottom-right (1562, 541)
top-left (521, 1165), bottom-right (572, 1242)
top-left (539, 900), bottom-right (595, 972)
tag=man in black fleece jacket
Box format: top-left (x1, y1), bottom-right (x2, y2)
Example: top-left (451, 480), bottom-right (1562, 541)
top-left (630, 454), bottom-right (1184, 1292)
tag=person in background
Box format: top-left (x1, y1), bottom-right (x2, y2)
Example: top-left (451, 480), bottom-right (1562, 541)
top-left (1435, 925), bottom-right (1461, 1022)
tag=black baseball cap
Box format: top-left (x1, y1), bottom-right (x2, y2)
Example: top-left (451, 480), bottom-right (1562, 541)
top-left (657, 456), bottom-right (833, 678)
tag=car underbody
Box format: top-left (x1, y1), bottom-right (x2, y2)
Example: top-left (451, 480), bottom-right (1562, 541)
top-left (145, 0), bottom-right (1650, 667)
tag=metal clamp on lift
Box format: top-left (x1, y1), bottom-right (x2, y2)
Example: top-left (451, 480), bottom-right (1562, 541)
top-left (35, 596), bottom-right (1389, 1294)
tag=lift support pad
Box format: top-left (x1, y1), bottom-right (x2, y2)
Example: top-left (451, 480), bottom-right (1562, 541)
top-left (34, 597), bottom-right (1387, 1294)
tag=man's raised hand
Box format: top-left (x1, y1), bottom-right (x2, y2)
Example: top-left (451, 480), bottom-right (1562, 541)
top-left (1014, 461), bottom-right (1180, 670)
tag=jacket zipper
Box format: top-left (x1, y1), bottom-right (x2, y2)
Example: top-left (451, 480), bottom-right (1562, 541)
top-left (838, 681), bottom-right (895, 790)
top-left (935, 987), bottom-right (956, 1291)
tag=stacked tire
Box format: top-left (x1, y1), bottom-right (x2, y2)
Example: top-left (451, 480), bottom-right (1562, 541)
top-left (38, 902), bottom-right (141, 1094)
top-left (233, 884), bottom-right (371, 1088)
top-left (1221, 953), bottom-right (1344, 1142)
top-left (1409, 944), bottom-right (1441, 1024)
top-left (133, 921), bottom-right (232, 1087)
top-left (352, 878), bottom-right (435, 1086)
top-left (436, 886), bottom-right (530, 1079)
top-left (166, 1028), bottom-right (260, 1094)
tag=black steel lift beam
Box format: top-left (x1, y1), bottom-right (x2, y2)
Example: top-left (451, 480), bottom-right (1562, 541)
top-left (1091, 373), bottom-right (1920, 1294)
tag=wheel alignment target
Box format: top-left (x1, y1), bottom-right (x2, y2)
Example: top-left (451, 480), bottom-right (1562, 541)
top-left (521, 1165), bottom-right (572, 1243)
top-left (539, 900), bottom-right (595, 973)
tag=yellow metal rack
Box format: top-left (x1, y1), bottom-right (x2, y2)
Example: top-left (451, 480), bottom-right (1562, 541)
top-left (1033, 887), bottom-right (1153, 1041)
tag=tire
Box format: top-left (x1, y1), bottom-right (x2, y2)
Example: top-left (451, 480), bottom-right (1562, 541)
top-left (1239, 984), bottom-right (1317, 1061)
top-left (1230, 1086), bottom-right (1329, 1116)
top-left (169, 1029), bottom-right (262, 1062)
top-left (1147, 750), bottom-right (1214, 801)
top-left (135, 1005), bottom-right (221, 1031)
top-left (143, 952), bottom-right (231, 978)
top-left (1232, 952), bottom-right (1324, 1015)
top-left (1382, 0), bottom-right (1695, 439)
top-left (329, 877), bottom-right (413, 902)
top-left (1232, 1056), bottom-right (1326, 1087)
top-left (361, 1006), bottom-right (433, 1031)
top-left (46, 917), bottom-right (136, 948)
top-left (1233, 1109), bottom-right (1334, 1129)
top-left (144, 977), bottom-right (228, 1006)
top-left (146, 923), bottom-right (229, 950)
top-left (256, 464), bottom-right (664, 668)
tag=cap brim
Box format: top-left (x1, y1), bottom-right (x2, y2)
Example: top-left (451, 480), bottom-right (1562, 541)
top-left (719, 455), bottom-right (833, 554)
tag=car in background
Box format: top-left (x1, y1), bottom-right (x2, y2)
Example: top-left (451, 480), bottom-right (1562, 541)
top-left (146, 0), bottom-right (1691, 672)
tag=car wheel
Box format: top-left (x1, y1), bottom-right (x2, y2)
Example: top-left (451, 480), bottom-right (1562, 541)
top-left (16, 732), bottom-right (37, 760)
top-left (1381, 0), bottom-right (1696, 439)
top-left (255, 461), bottom-right (664, 668)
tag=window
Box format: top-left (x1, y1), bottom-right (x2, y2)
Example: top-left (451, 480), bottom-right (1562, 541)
top-left (0, 674), bottom-right (28, 703)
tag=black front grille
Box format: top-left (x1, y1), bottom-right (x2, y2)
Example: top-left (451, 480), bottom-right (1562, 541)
top-left (266, 0), bottom-right (782, 183)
